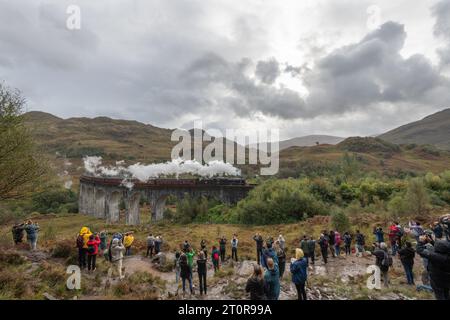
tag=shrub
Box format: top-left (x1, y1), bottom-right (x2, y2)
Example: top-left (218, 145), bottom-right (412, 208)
top-left (0, 204), bottom-right (24, 224)
top-left (38, 265), bottom-right (66, 288)
top-left (31, 189), bottom-right (78, 214)
top-left (424, 172), bottom-right (444, 191)
top-left (51, 240), bottom-right (75, 259)
top-left (234, 179), bottom-right (328, 225)
top-left (331, 209), bottom-right (351, 233)
top-left (112, 282), bottom-right (131, 296)
top-left (418, 145), bottom-right (440, 157)
top-left (0, 252), bottom-right (26, 266)
top-left (339, 183), bottom-right (359, 203)
top-left (309, 178), bottom-right (337, 203)
top-left (388, 194), bottom-right (408, 217)
top-left (404, 178), bottom-right (430, 216)
top-left (338, 137), bottom-right (400, 154)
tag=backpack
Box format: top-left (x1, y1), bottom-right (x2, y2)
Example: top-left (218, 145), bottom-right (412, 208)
top-left (357, 234), bottom-right (365, 245)
top-left (76, 235), bottom-right (84, 249)
top-left (344, 235), bottom-right (352, 245)
top-left (87, 243), bottom-right (95, 254)
top-left (382, 251), bottom-right (393, 267)
top-left (213, 252), bottom-right (219, 261)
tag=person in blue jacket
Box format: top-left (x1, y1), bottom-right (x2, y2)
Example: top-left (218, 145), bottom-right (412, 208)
top-left (261, 242), bottom-right (278, 270)
top-left (263, 258), bottom-right (280, 300)
top-left (373, 226), bottom-right (384, 244)
top-left (290, 248), bottom-right (308, 300)
top-left (24, 220), bottom-right (40, 251)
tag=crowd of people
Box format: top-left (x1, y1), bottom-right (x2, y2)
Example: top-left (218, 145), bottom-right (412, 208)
top-left (75, 227), bottom-right (141, 278)
top-left (167, 216), bottom-right (449, 300)
top-left (10, 214), bottom-right (450, 300)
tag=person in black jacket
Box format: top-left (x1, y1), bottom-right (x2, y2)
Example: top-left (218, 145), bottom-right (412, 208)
top-left (179, 254), bottom-right (193, 296)
top-left (398, 241), bottom-right (415, 285)
top-left (343, 232), bottom-right (352, 256)
top-left (183, 240), bottom-right (190, 253)
top-left (245, 265), bottom-right (265, 300)
top-left (373, 242), bottom-right (391, 287)
top-left (219, 236), bottom-right (227, 262)
top-left (355, 230), bottom-right (366, 255)
top-left (276, 244), bottom-right (286, 279)
top-left (197, 251), bottom-right (207, 295)
top-left (328, 230), bottom-right (336, 258)
top-left (432, 222), bottom-right (443, 240)
top-left (318, 234), bottom-right (328, 264)
top-left (12, 223), bottom-right (25, 244)
top-left (253, 233), bottom-right (264, 265)
top-left (417, 234), bottom-right (450, 299)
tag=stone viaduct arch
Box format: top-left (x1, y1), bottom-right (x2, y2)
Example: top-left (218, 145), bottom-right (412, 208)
top-left (78, 175), bottom-right (254, 225)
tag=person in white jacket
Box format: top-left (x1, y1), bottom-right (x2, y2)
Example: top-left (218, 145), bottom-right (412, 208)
top-left (231, 235), bottom-right (239, 261)
top-left (111, 238), bottom-right (126, 279)
top-left (278, 234), bottom-right (286, 251)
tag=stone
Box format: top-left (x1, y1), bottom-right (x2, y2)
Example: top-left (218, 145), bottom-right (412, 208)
top-left (79, 175), bottom-right (253, 225)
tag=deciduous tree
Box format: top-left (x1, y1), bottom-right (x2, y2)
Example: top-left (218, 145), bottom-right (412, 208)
top-left (0, 83), bottom-right (48, 200)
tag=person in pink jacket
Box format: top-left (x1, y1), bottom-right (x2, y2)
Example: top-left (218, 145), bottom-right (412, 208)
top-left (87, 234), bottom-right (101, 272)
top-left (334, 231), bottom-right (342, 257)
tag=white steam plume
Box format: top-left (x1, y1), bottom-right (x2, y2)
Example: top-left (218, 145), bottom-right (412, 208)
top-left (82, 156), bottom-right (241, 181)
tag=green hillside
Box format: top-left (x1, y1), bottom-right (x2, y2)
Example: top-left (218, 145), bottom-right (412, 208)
top-left (378, 108), bottom-right (450, 150)
top-left (24, 111), bottom-right (450, 182)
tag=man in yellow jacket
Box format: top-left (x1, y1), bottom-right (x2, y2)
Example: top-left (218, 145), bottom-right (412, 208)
top-left (124, 232), bottom-right (134, 256)
top-left (77, 226), bottom-right (92, 269)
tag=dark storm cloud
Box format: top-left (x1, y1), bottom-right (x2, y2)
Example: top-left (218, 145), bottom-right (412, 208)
top-left (183, 53), bottom-right (307, 119)
top-left (432, 0), bottom-right (450, 67)
top-left (182, 22), bottom-right (449, 120)
top-left (302, 22), bottom-right (450, 117)
top-left (0, 0), bottom-right (228, 123)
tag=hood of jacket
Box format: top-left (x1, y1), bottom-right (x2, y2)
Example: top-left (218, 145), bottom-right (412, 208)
top-left (267, 264), bottom-right (279, 277)
top-left (434, 240), bottom-right (450, 254)
top-left (79, 227), bottom-right (90, 236)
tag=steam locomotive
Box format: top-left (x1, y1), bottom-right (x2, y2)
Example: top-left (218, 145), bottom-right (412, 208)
top-left (80, 175), bottom-right (246, 187)
top-left (144, 177), bottom-right (246, 186)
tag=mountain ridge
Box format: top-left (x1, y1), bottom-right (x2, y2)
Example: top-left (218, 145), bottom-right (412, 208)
top-left (378, 108), bottom-right (450, 150)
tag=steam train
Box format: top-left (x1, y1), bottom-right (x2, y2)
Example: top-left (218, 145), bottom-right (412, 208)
top-left (80, 175), bottom-right (247, 187)
top-left (144, 177), bottom-right (247, 186)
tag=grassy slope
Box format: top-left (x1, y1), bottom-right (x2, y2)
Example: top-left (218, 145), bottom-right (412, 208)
top-left (280, 143), bottom-right (450, 175)
top-left (24, 111), bottom-right (450, 182)
top-left (24, 111), bottom-right (175, 162)
top-left (379, 108), bottom-right (450, 150)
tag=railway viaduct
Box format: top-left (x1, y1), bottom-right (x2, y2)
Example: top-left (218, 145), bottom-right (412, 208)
top-left (78, 175), bottom-right (254, 225)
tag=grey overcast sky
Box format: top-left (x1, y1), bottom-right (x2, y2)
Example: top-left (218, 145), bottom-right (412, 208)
top-left (1, 0), bottom-right (449, 139)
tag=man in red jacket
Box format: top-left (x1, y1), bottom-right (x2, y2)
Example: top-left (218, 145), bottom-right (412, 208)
top-left (87, 233), bottom-right (101, 272)
top-left (389, 222), bottom-right (400, 256)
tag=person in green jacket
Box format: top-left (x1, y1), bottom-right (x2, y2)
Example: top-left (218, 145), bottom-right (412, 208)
top-left (99, 231), bottom-right (108, 255)
top-left (300, 235), bottom-right (310, 261)
top-left (186, 247), bottom-right (196, 273)
top-left (211, 246), bottom-right (220, 272)
top-left (307, 237), bottom-right (317, 265)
